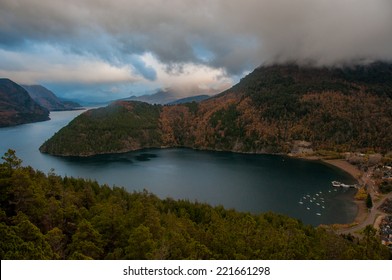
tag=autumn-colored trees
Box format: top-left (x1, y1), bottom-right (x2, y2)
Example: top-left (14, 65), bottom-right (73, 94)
top-left (40, 63), bottom-right (392, 157)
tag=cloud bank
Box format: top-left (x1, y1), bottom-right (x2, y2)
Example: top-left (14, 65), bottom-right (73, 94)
top-left (1, 0), bottom-right (391, 99)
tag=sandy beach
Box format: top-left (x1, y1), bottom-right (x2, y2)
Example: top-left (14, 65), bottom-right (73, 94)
top-left (322, 159), bottom-right (362, 181)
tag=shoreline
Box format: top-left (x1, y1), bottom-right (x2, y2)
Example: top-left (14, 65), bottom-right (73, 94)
top-left (40, 144), bottom-right (371, 228)
top-left (321, 159), bottom-right (362, 182)
top-left (320, 158), bottom-right (368, 227)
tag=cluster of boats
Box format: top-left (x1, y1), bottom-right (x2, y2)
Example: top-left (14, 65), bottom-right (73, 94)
top-left (298, 191), bottom-right (327, 216)
top-left (297, 181), bottom-right (358, 217)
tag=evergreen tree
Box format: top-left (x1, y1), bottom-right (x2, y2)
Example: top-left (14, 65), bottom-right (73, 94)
top-left (366, 194), bottom-right (373, 209)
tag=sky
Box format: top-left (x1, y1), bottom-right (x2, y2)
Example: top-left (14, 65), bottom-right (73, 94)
top-left (1, 0), bottom-right (392, 102)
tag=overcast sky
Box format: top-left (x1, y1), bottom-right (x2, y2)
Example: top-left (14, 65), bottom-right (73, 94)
top-left (1, 0), bottom-right (392, 101)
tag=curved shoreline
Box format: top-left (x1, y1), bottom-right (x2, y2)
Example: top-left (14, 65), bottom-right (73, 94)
top-left (45, 145), bottom-right (367, 226)
top-left (320, 159), bottom-right (367, 227)
top-left (319, 158), bottom-right (392, 235)
top-left (321, 159), bottom-right (361, 182)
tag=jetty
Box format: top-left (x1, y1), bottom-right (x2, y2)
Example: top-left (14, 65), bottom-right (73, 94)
top-left (331, 181), bottom-right (359, 189)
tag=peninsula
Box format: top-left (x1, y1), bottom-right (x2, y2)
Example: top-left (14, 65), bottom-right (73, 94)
top-left (40, 62), bottom-right (392, 157)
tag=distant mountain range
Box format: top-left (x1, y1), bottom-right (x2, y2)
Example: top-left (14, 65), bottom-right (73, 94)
top-left (40, 62), bottom-right (392, 157)
top-left (0, 79), bottom-right (50, 127)
top-left (22, 85), bottom-right (82, 111)
top-left (123, 89), bottom-right (211, 105)
top-left (123, 89), bottom-right (178, 104)
top-left (0, 79), bottom-right (84, 127)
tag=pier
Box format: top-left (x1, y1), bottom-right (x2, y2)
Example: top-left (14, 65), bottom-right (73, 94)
top-left (331, 181), bottom-right (359, 189)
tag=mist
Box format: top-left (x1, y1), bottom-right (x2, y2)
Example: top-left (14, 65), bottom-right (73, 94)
top-left (1, 0), bottom-right (391, 98)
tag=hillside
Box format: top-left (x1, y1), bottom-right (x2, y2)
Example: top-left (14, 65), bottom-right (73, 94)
top-left (0, 79), bottom-right (50, 127)
top-left (40, 62), bottom-right (392, 156)
top-left (0, 150), bottom-right (389, 259)
top-left (22, 85), bottom-right (82, 111)
top-left (168, 94), bottom-right (210, 105)
top-left (124, 89), bottom-right (178, 104)
top-left (41, 101), bottom-right (162, 156)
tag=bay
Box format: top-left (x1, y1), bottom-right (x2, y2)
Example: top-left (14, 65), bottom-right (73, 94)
top-left (0, 110), bottom-right (357, 226)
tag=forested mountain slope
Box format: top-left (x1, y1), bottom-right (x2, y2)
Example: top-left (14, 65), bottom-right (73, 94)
top-left (0, 79), bottom-right (49, 127)
top-left (40, 62), bottom-right (392, 156)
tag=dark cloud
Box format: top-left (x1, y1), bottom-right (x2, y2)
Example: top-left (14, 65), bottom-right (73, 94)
top-left (129, 55), bottom-right (157, 81)
top-left (1, 0), bottom-right (392, 81)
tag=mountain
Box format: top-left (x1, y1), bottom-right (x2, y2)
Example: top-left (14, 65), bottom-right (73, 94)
top-left (0, 79), bottom-right (50, 127)
top-left (167, 95), bottom-right (210, 105)
top-left (124, 89), bottom-right (178, 104)
top-left (40, 62), bottom-right (392, 156)
top-left (22, 85), bottom-right (82, 111)
top-left (125, 89), bottom-right (211, 105)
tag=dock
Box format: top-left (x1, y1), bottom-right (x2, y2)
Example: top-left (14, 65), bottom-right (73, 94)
top-left (331, 181), bottom-right (359, 189)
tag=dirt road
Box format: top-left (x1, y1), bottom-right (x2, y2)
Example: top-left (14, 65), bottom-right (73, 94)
top-left (337, 166), bottom-right (392, 235)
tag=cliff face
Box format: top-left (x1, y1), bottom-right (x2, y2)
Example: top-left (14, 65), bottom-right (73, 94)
top-left (0, 79), bottom-right (50, 127)
top-left (40, 63), bottom-right (392, 156)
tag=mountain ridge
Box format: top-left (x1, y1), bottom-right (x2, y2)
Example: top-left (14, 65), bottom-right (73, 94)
top-left (167, 95), bottom-right (210, 105)
top-left (0, 78), bottom-right (50, 127)
top-left (40, 62), bottom-right (392, 156)
top-left (22, 84), bottom-right (83, 111)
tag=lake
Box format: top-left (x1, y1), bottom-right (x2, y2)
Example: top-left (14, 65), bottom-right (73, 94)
top-left (0, 110), bottom-right (358, 226)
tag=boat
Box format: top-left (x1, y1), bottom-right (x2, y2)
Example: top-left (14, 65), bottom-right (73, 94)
top-left (332, 181), bottom-right (341, 187)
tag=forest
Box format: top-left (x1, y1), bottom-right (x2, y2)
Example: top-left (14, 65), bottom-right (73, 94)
top-left (40, 62), bottom-right (392, 157)
top-left (1, 150), bottom-right (390, 260)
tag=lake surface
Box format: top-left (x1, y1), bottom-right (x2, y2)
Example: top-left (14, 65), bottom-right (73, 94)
top-left (0, 110), bottom-right (358, 226)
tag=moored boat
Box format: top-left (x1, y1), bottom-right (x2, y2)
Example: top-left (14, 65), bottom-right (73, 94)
top-left (332, 181), bottom-right (341, 187)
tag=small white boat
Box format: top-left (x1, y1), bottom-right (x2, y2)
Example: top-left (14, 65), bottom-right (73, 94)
top-left (316, 213), bottom-right (321, 216)
top-left (299, 201), bottom-right (303, 205)
top-left (332, 181), bottom-right (341, 187)
top-left (306, 207), bottom-right (310, 210)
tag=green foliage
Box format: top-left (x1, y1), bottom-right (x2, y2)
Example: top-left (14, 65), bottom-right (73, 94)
top-left (183, 102), bottom-right (199, 115)
top-left (40, 101), bottom-right (162, 156)
top-left (1, 149), bottom-right (22, 171)
top-left (209, 104), bottom-right (243, 149)
top-left (0, 152), bottom-right (390, 260)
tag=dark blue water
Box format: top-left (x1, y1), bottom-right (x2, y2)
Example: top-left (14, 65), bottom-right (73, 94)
top-left (0, 110), bottom-right (357, 225)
